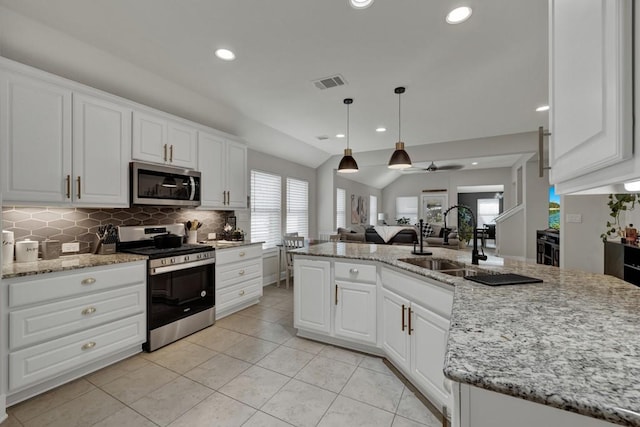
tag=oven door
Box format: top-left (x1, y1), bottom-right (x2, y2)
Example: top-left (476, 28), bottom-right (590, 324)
top-left (148, 258), bottom-right (215, 330)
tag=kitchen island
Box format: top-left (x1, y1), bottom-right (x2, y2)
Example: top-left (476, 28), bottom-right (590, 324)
top-left (292, 242), bottom-right (639, 427)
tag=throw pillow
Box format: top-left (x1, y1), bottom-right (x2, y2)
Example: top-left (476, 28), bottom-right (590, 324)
top-left (422, 223), bottom-right (434, 238)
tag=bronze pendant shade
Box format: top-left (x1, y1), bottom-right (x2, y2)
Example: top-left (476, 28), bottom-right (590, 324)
top-left (388, 87), bottom-right (412, 169)
top-left (337, 98), bottom-right (359, 173)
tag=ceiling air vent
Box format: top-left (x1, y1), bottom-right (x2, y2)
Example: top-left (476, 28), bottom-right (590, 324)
top-left (313, 75), bottom-right (347, 90)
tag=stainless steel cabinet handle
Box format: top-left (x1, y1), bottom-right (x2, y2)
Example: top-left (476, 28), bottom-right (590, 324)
top-left (81, 307), bottom-right (97, 315)
top-left (239, 251), bottom-right (245, 257)
top-left (163, 144), bottom-right (168, 161)
top-left (66, 175), bottom-right (71, 199)
top-left (81, 341), bottom-right (96, 351)
top-left (401, 304), bottom-right (406, 331)
top-left (350, 268), bottom-right (358, 274)
top-left (239, 270), bottom-right (245, 275)
top-left (76, 176), bottom-right (81, 199)
top-left (170, 144), bottom-right (173, 162)
top-left (239, 290), bottom-right (245, 296)
top-left (81, 278), bottom-right (96, 285)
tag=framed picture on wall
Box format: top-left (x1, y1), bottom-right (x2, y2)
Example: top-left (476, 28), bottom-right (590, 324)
top-left (421, 191), bottom-right (448, 224)
top-left (351, 194), bottom-right (368, 224)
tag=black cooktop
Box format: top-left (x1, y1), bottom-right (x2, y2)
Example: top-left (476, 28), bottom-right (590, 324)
top-left (120, 244), bottom-right (212, 259)
top-left (464, 273), bottom-right (543, 286)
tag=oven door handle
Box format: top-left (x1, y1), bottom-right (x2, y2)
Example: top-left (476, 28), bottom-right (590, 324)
top-left (150, 258), bottom-right (215, 275)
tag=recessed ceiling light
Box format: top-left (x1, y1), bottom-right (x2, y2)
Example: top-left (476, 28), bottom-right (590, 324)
top-left (350, 0), bottom-right (373, 9)
top-left (536, 105), bottom-right (550, 112)
top-left (336, 134), bottom-right (345, 138)
top-left (214, 48), bottom-right (235, 61)
top-left (446, 6), bottom-right (472, 24)
top-left (471, 162), bottom-right (478, 165)
top-left (376, 127), bottom-right (387, 132)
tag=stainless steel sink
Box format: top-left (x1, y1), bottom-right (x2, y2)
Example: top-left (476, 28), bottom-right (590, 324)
top-left (398, 258), bottom-right (465, 271)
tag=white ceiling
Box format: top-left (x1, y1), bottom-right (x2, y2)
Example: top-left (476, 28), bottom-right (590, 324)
top-left (0, 0), bottom-right (549, 167)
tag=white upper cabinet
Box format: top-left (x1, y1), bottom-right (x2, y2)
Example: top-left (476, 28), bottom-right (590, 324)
top-left (549, 0), bottom-right (633, 191)
top-left (132, 111), bottom-right (197, 169)
top-left (198, 131), bottom-right (247, 210)
top-left (0, 70), bottom-right (72, 204)
top-left (72, 93), bottom-right (131, 206)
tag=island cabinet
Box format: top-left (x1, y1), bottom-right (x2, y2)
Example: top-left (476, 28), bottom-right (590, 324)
top-left (3, 262), bottom-right (146, 405)
top-left (132, 110), bottom-right (198, 169)
top-left (381, 267), bottom-right (453, 412)
top-left (455, 384), bottom-right (618, 427)
top-left (549, 0), bottom-right (634, 194)
top-left (215, 244), bottom-right (263, 319)
top-left (0, 62), bottom-right (131, 207)
top-left (198, 131), bottom-right (247, 210)
top-left (333, 262), bottom-right (377, 345)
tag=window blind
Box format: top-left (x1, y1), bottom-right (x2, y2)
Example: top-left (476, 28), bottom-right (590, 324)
top-left (396, 196), bottom-right (418, 224)
top-left (251, 170), bottom-right (282, 249)
top-left (286, 177), bottom-right (309, 237)
top-left (369, 195), bottom-right (378, 226)
top-left (336, 188), bottom-right (346, 229)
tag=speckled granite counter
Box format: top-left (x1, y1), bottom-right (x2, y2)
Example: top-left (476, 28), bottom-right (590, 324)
top-left (293, 242), bottom-right (640, 427)
top-left (199, 240), bottom-right (263, 250)
top-left (2, 253), bottom-right (148, 279)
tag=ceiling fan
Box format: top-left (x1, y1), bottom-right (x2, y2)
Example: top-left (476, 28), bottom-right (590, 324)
top-left (401, 161), bottom-right (464, 173)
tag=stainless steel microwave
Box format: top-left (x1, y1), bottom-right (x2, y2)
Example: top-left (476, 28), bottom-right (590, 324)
top-left (131, 162), bottom-right (201, 207)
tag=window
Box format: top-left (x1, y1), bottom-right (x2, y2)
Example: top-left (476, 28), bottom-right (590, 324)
top-left (250, 170), bottom-right (281, 249)
top-left (477, 198), bottom-right (500, 228)
top-left (395, 196), bottom-right (418, 224)
top-left (286, 177), bottom-right (309, 237)
top-left (369, 195), bottom-right (378, 226)
top-left (336, 188), bottom-right (346, 229)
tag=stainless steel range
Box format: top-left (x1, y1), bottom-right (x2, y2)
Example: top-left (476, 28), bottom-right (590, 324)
top-left (117, 224), bottom-right (215, 351)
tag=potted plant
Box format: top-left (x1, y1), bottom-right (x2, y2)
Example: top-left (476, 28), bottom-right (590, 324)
top-left (601, 193), bottom-right (640, 242)
top-left (457, 209), bottom-right (473, 247)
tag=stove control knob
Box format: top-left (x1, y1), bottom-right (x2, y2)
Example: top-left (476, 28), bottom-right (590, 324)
top-left (161, 259), bottom-right (167, 265)
top-left (185, 256), bottom-right (189, 261)
top-left (170, 258), bottom-right (176, 264)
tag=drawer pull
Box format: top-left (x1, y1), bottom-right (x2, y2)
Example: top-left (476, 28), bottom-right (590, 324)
top-left (350, 268), bottom-right (359, 274)
top-left (239, 251), bottom-right (246, 257)
top-left (81, 278), bottom-right (96, 285)
top-left (81, 341), bottom-right (96, 351)
top-left (239, 270), bottom-right (245, 275)
top-left (401, 304), bottom-right (406, 331)
top-left (408, 307), bottom-right (414, 335)
top-left (239, 290), bottom-right (245, 296)
top-left (81, 307), bottom-right (97, 316)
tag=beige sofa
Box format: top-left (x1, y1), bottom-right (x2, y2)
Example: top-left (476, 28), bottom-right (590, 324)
top-left (422, 223), bottom-right (460, 247)
top-left (337, 225), bottom-right (368, 242)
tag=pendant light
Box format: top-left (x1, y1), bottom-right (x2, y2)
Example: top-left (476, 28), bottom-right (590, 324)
top-left (388, 87), bottom-right (412, 169)
top-left (337, 98), bottom-right (359, 173)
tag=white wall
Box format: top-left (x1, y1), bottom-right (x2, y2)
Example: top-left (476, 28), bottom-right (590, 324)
top-left (246, 149), bottom-right (317, 285)
top-left (381, 168), bottom-right (513, 227)
top-left (0, 6), bottom-right (329, 168)
top-left (317, 159), bottom-right (335, 235)
top-left (334, 175), bottom-right (382, 228)
top-left (524, 159), bottom-right (550, 261)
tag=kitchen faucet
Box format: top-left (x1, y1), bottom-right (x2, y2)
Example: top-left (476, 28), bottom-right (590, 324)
top-left (442, 204), bottom-right (487, 265)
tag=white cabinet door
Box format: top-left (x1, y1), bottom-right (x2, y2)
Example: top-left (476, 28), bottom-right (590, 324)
top-left (167, 121), bottom-right (197, 169)
top-left (334, 280), bottom-right (376, 345)
top-left (72, 93), bottom-right (131, 206)
top-left (294, 258), bottom-right (331, 334)
top-left (225, 140), bottom-right (247, 208)
top-left (410, 301), bottom-right (450, 409)
top-left (132, 111), bottom-right (168, 165)
top-left (381, 288), bottom-right (410, 373)
top-left (549, 0), bottom-right (633, 184)
top-left (198, 131), bottom-right (226, 208)
top-left (0, 71), bottom-right (72, 203)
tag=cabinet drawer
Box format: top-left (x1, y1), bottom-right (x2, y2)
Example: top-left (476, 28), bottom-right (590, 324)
top-left (8, 262), bottom-right (146, 308)
top-left (217, 277), bottom-right (262, 307)
top-left (381, 268), bottom-right (453, 319)
top-left (9, 314), bottom-right (145, 391)
top-left (10, 284), bottom-right (145, 350)
top-left (216, 245), bottom-right (262, 265)
top-left (217, 259), bottom-right (261, 289)
top-left (335, 262), bottom-right (376, 283)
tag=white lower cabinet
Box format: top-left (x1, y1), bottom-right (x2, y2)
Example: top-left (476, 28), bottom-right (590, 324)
top-left (381, 288), bottom-right (411, 373)
top-left (457, 384), bottom-right (618, 427)
top-left (334, 280), bottom-right (376, 345)
top-left (294, 258), bottom-right (331, 334)
top-left (3, 262), bottom-right (147, 402)
top-left (215, 244), bottom-right (263, 319)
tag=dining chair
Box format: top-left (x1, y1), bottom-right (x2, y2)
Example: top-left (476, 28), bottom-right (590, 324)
top-left (282, 235), bottom-right (305, 289)
top-left (329, 234), bottom-right (340, 242)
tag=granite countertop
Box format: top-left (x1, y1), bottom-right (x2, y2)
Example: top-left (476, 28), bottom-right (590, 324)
top-left (2, 253), bottom-right (148, 279)
top-left (199, 240), bottom-right (263, 249)
top-left (293, 242), bottom-right (640, 427)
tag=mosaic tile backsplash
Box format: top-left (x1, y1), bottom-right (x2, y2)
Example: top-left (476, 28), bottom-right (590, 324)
top-left (2, 206), bottom-right (234, 253)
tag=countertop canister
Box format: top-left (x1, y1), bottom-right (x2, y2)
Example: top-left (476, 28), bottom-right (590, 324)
top-left (15, 239), bottom-right (38, 263)
top-left (2, 230), bottom-right (14, 265)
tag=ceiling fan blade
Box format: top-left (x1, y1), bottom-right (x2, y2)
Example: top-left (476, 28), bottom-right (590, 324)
top-left (436, 164), bottom-right (464, 170)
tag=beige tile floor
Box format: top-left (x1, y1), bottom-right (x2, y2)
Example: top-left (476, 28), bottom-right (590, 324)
top-left (1, 284), bottom-right (440, 427)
